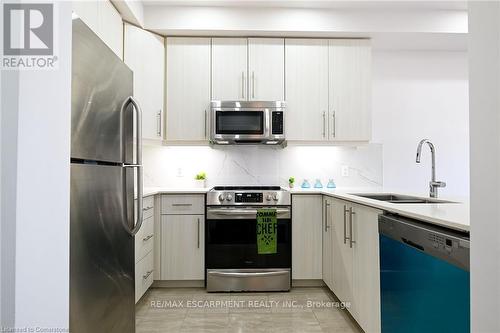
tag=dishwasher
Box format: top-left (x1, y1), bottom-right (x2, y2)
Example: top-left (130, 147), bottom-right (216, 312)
top-left (379, 214), bottom-right (470, 333)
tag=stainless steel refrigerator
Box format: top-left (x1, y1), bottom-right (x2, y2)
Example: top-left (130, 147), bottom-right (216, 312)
top-left (70, 17), bottom-right (143, 332)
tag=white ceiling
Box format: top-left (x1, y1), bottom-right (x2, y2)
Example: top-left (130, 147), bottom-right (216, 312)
top-left (142, 0), bottom-right (468, 11)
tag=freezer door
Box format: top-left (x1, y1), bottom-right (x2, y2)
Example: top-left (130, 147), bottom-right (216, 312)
top-left (71, 18), bottom-right (133, 164)
top-left (70, 163), bottom-right (135, 333)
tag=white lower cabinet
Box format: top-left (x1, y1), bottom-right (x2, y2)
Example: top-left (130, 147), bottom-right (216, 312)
top-left (351, 203), bottom-right (382, 333)
top-left (135, 250), bottom-right (154, 303)
top-left (325, 197), bottom-right (382, 333)
top-left (135, 195), bottom-right (156, 303)
top-left (292, 195), bottom-right (323, 280)
top-left (160, 215), bottom-right (205, 280)
top-left (322, 196), bottom-right (334, 290)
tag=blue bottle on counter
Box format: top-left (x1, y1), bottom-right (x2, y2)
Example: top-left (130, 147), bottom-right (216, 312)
top-left (314, 179), bottom-right (323, 188)
top-left (327, 179), bottom-right (336, 188)
top-left (301, 179), bottom-right (311, 188)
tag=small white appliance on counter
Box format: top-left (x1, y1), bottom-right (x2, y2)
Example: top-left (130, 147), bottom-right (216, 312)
top-left (210, 101), bottom-right (286, 146)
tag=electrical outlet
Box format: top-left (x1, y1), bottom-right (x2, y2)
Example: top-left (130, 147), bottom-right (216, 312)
top-left (341, 165), bottom-right (349, 177)
top-left (176, 168), bottom-right (184, 177)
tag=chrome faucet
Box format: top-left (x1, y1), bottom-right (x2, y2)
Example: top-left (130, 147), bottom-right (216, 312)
top-left (416, 139), bottom-right (446, 198)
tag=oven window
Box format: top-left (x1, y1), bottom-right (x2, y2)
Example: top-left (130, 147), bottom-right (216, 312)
top-left (206, 218), bottom-right (291, 269)
top-left (216, 111), bottom-right (264, 135)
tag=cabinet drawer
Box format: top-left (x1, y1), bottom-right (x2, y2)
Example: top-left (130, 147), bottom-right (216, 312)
top-left (135, 250), bottom-right (154, 303)
top-left (142, 196), bottom-right (155, 219)
top-left (135, 216), bottom-right (154, 264)
top-left (161, 195), bottom-right (204, 215)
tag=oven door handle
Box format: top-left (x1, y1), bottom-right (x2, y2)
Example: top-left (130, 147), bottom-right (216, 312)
top-left (207, 208), bottom-right (291, 219)
top-left (209, 270), bottom-right (289, 278)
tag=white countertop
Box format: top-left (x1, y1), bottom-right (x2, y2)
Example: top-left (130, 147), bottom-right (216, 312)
top-left (142, 186), bottom-right (469, 233)
top-left (290, 187), bottom-right (469, 232)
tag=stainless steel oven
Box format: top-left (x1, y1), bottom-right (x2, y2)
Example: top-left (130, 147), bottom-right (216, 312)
top-left (205, 186), bottom-right (291, 292)
top-left (210, 101), bottom-right (286, 146)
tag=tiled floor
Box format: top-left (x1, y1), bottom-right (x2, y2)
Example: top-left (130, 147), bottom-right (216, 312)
top-left (136, 287), bottom-right (361, 333)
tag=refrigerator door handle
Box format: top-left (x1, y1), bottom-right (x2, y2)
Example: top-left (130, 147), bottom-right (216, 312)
top-left (121, 96), bottom-right (143, 236)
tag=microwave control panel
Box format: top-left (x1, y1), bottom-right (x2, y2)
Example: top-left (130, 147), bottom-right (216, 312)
top-left (272, 112), bottom-right (284, 135)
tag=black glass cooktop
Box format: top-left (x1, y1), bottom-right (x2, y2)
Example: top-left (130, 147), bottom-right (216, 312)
top-left (212, 186), bottom-right (282, 191)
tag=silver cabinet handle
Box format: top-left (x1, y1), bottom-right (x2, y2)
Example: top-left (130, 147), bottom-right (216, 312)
top-left (142, 234), bottom-right (153, 242)
top-left (157, 110), bottom-right (162, 137)
top-left (143, 270), bottom-right (154, 280)
top-left (197, 218), bottom-right (201, 249)
top-left (121, 96), bottom-right (143, 237)
top-left (349, 207), bottom-right (356, 248)
top-left (241, 72), bottom-right (244, 98)
top-left (332, 111), bottom-right (336, 138)
top-left (143, 206), bottom-right (153, 211)
top-left (204, 109), bottom-right (208, 139)
top-left (322, 111), bottom-right (326, 138)
top-left (324, 201), bottom-right (330, 232)
top-left (343, 205), bottom-right (349, 244)
top-left (171, 203), bottom-right (193, 207)
top-left (252, 71), bottom-right (255, 99)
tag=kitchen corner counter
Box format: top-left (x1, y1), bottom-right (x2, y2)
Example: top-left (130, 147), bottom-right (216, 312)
top-left (142, 187), bottom-right (210, 197)
top-left (290, 188), bottom-right (470, 233)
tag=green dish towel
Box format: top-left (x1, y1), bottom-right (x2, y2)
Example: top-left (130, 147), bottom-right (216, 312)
top-left (256, 209), bottom-right (277, 254)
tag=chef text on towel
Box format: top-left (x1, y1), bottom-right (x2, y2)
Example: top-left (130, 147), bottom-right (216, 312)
top-left (256, 209), bottom-right (277, 254)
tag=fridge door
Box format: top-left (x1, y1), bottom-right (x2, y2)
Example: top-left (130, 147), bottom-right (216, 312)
top-left (71, 18), bottom-right (133, 164)
top-left (70, 163), bottom-right (135, 333)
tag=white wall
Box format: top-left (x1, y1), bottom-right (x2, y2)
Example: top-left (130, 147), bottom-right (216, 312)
top-left (1, 1), bottom-right (72, 329)
top-left (468, 2), bottom-right (500, 332)
top-left (143, 144), bottom-right (383, 190)
top-left (372, 50), bottom-right (469, 198)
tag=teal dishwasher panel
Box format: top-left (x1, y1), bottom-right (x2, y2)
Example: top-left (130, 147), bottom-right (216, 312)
top-left (380, 234), bottom-right (470, 333)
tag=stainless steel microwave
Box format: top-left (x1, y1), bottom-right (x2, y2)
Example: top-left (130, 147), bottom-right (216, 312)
top-left (210, 101), bottom-right (286, 146)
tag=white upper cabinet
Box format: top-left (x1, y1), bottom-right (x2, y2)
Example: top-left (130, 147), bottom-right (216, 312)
top-left (72, 1), bottom-right (123, 59)
top-left (329, 39), bottom-right (372, 141)
top-left (248, 38), bottom-right (285, 101)
top-left (124, 24), bottom-right (165, 141)
top-left (97, 1), bottom-right (123, 58)
top-left (166, 38), bottom-right (211, 142)
top-left (285, 39), bottom-right (329, 141)
top-left (212, 38), bottom-right (248, 101)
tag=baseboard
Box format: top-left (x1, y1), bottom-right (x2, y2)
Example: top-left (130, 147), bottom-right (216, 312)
top-left (292, 279), bottom-right (326, 287)
top-left (153, 280), bottom-right (205, 288)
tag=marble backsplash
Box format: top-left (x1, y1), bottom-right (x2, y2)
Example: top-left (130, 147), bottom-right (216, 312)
top-left (143, 144), bottom-right (383, 189)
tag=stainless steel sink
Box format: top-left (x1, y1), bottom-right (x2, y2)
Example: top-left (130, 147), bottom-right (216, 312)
top-left (349, 193), bottom-right (453, 204)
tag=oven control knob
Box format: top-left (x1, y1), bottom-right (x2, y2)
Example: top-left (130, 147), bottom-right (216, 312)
top-left (272, 193), bottom-right (279, 201)
top-left (218, 194), bottom-right (225, 202)
top-left (226, 194), bottom-right (233, 201)
top-left (266, 194), bottom-right (272, 201)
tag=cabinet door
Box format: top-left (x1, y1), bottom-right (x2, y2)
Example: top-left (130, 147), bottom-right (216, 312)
top-left (160, 215), bottom-right (204, 280)
top-left (352, 203), bottom-right (382, 332)
top-left (329, 39), bottom-right (371, 141)
top-left (331, 199), bottom-right (354, 307)
top-left (97, 0), bottom-right (123, 59)
top-left (166, 38), bottom-right (211, 141)
top-left (72, 1), bottom-right (99, 34)
top-left (212, 38), bottom-right (248, 101)
top-left (124, 24), bottom-right (165, 141)
top-left (322, 197), bottom-right (334, 289)
top-left (292, 195), bottom-right (323, 279)
top-left (285, 39), bottom-right (329, 141)
top-left (248, 38), bottom-right (284, 100)
top-left (73, 1), bottom-right (123, 59)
